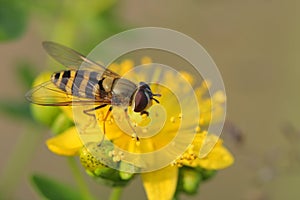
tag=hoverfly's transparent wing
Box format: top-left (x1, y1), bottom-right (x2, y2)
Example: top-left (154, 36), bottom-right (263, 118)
top-left (25, 81), bottom-right (111, 106)
top-left (42, 41), bottom-right (120, 78)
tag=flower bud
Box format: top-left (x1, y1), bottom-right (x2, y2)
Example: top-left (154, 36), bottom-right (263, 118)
top-left (180, 167), bottom-right (202, 195)
top-left (80, 145), bottom-right (106, 171)
top-left (31, 104), bottom-right (61, 127)
top-left (79, 142), bottom-right (134, 187)
top-left (50, 112), bottom-right (74, 135)
top-left (119, 161), bottom-right (135, 180)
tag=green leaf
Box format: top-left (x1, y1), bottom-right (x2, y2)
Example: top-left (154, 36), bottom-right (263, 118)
top-left (50, 112), bottom-right (74, 135)
top-left (31, 174), bottom-right (83, 200)
top-left (0, 0), bottom-right (28, 41)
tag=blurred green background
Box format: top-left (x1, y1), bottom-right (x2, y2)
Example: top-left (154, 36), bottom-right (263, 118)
top-left (1, 0), bottom-right (300, 199)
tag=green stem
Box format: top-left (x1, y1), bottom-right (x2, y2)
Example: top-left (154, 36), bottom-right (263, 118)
top-left (67, 157), bottom-right (95, 200)
top-left (109, 187), bottom-right (123, 200)
top-left (0, 126), bottom-right (44, 199)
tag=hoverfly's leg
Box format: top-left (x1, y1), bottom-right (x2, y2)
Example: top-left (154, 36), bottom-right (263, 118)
top-left (98, 106), bottom-right (113, 147)
top-left (140, 110), bottom-right (149, 117)
top-left (82, 104), bottom-right (109, 147)
top-left (102, 106), bottom-right (113, 135)
top-left (83, 104), bottom-right (108, 117)
top-left (82, 104), bottom-right (108, 130)
top-left (124, 108), bottom-right (140, 143)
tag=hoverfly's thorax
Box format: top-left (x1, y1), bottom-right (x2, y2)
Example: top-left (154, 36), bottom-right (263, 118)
top-left (112, 79), bottom-right (137, 97)
top-left (111, 78), bottom-right (137, 106)
top-left (102, 76), bottom-right (115, 92)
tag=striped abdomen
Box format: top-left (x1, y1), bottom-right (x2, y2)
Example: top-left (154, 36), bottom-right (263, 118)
top-left (51, 70), bottom-right (112, 100)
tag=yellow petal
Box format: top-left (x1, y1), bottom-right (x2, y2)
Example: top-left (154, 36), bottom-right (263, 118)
top-left (46, 127), bottom-right (82, 156)
top-left (142, 166), bottom-right (178, 200)
top-left (196, 145), bottom-right (234, 170)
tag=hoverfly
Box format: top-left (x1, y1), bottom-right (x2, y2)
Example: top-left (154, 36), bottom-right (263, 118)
top-left (26, 42), bottom-right (161, 141)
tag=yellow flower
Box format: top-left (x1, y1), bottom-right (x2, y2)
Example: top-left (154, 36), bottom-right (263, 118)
top-left (46, 126), bottom-right (82, 156)
top-left (172, 131), bottom-right (234, 170)
top-left (43, 57), bottom-right (234, 200)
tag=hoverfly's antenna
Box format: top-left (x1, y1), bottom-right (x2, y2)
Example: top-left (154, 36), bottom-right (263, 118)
top-left (151, 93), bottom-right (161, 104)
top-left (152, 93), bottom-right (161, 97)
top-left (151, 98), bottom-right (160, 104)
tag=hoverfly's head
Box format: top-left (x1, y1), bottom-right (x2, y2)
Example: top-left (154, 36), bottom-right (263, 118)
top-left (133, 82), bottom-right (161, 113)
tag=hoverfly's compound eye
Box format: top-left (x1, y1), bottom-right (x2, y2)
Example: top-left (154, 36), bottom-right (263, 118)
top-left (133, 89), bottom-right (149, 112)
